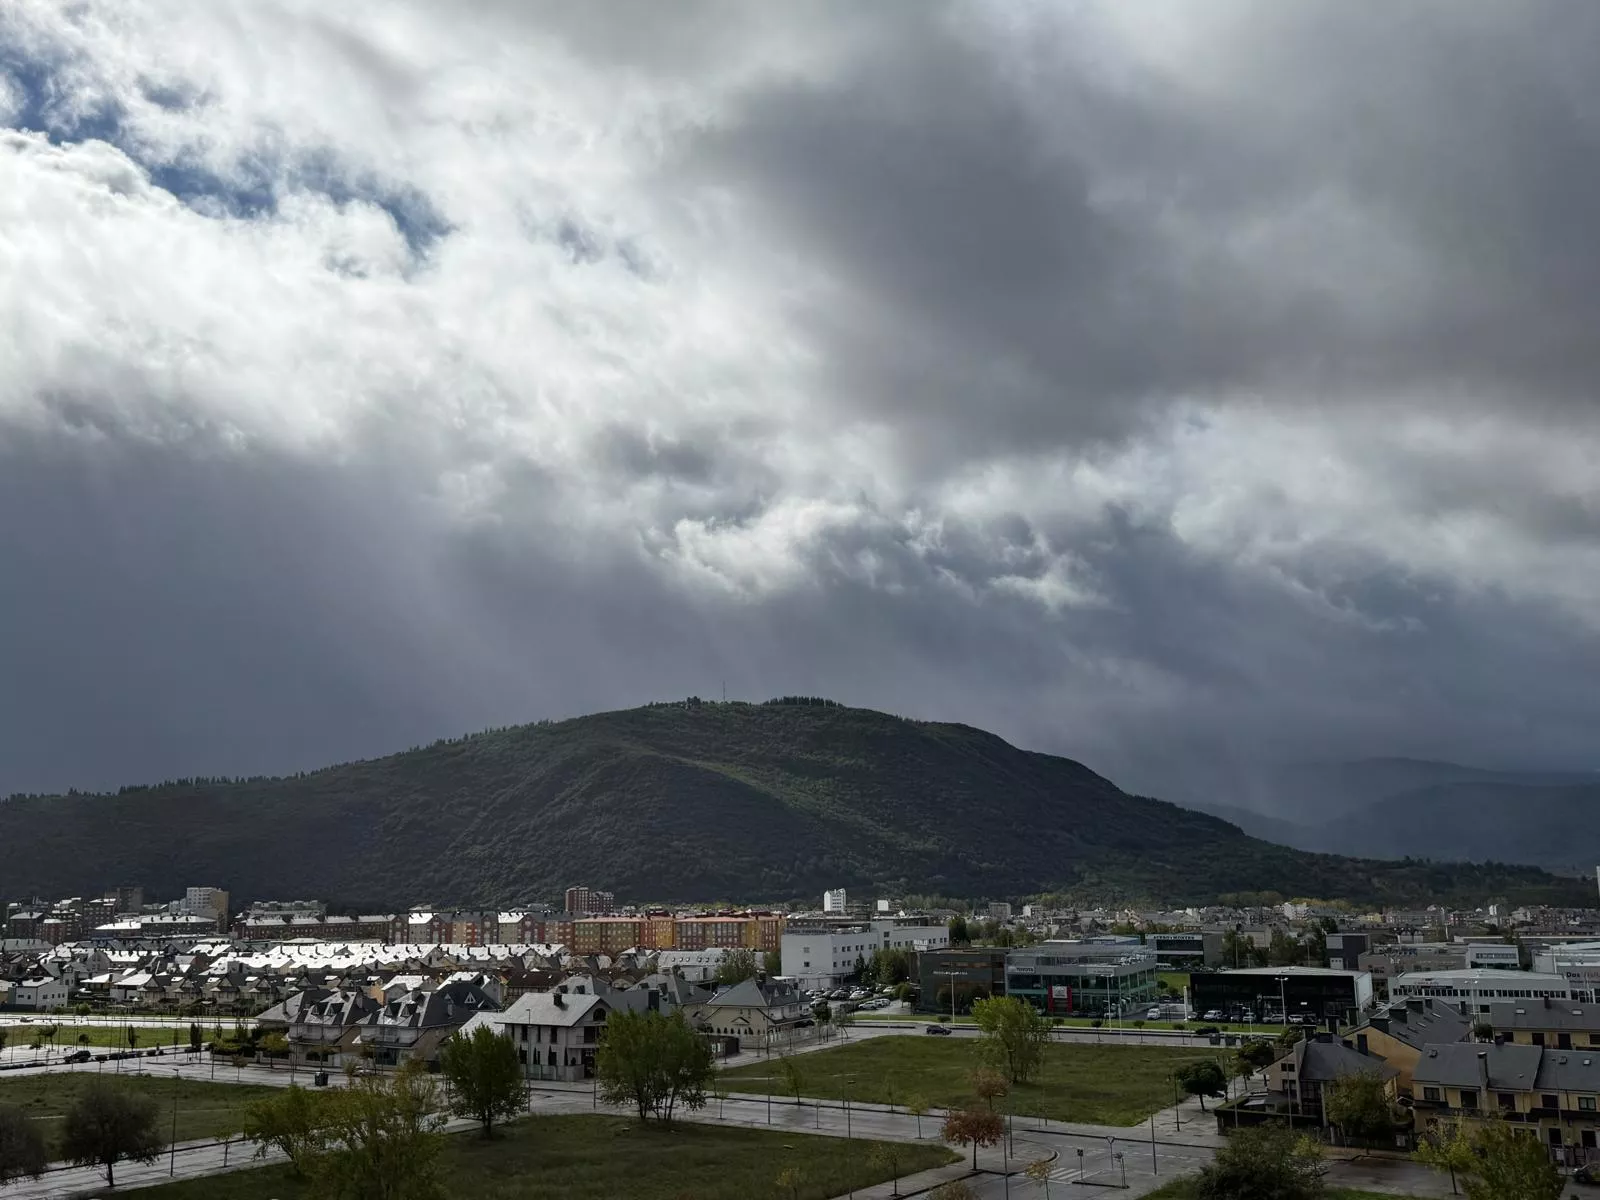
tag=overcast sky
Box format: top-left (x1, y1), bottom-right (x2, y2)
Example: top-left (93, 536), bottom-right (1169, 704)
top-left (4, 1), bottom-right (1600, 804)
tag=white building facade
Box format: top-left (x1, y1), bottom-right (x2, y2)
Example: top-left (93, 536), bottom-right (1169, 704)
top-left (10, 977), bottom-right (69, 1011)
top-left (1389, 968), bottom-right (1571, 1015)
top-left (781, 919), bottom-right (949, 991)
top-left (822, 889), bottom-right (848, 914)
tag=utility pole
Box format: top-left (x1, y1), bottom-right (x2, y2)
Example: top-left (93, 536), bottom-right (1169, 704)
top-left (1150, 1113), bottom-right (1157, 1174)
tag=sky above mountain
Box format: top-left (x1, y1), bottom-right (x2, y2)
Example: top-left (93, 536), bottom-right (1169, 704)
top-left (4, 1), bottom-right (1600, 800)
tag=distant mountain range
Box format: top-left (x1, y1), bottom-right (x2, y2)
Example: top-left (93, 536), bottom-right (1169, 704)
top-left (1184, 758), bottom-right (1600, 874)
top-left (0, 701), bottom-right (1588, 910)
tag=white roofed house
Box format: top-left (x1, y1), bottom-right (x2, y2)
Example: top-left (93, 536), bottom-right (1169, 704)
top-left (255, 988), bottom-right (380, 1067)
top-left (463, 986), bottom-right (621, 1082)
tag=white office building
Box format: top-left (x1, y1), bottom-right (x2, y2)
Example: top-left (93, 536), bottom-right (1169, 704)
top-left (1463, 942), bottom-right (1522, 970)
top-left (1533, 942), bottom-right (1600, 1002)
top-left (1389, 968), bottom-right (1572, 1015)
top-left (822, 889), bottom-right (848, 914)
top-left (781, 919), bottom-right (949, 991)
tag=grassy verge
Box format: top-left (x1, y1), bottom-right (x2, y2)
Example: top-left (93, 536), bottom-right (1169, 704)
top-left (0, 1073), bottom-right (276, 1155)
top-left (721, 1035), bottom-right (1220, 1125)
top-left (132, 1113), bottom-right (958, 1200)
top-left (3, 1024), bottom-right (202, 1050)
top-left (1142, 1181), bottom-right (1420, 1199)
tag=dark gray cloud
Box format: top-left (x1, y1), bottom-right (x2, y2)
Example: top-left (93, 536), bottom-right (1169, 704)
top-left (2, 0), bottom-right (1600, 814)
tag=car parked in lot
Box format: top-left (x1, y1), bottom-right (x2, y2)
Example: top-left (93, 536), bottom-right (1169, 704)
top-left (1203, 1010), bottom-right (1223, 1021)
top-left (925, 1024), bottom-right (952, 1035)
top-left (64, 1050), bottom-right (92, 1064)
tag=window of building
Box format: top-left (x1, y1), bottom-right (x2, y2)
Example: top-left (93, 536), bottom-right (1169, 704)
top-left (1542, 1093), bottom-right (1559, 1110)
top-left (1460, 1089), bottom-right (1479, 1110)
top-left (1582, 1096), bottom-right (1597, 1112)
top-left (1497, 1092), bottom-right (1516, 1110)
top-left (1532, 1032), bottom-right (1545, 1046)
top-left (1423, 1087), bottom-right (1441, 1103)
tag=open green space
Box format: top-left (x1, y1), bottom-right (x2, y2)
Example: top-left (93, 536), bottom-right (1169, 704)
top-left (1159, 971), bottom-right (1191, 994)
top-left (0, 1073), bottom-right (277, 1156)
top-left (1142, 1182), bottom-right (1420, 1200)
top-left (1, 1023), bottom-right (201, 1050)
top-left (131, 1113), bottom-right (957, 1200)
top-left (720, 1035), bottom-right (1220, 1126)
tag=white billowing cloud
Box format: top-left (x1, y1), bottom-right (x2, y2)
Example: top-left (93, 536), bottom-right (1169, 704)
top-left (4, 0), bottom-right (1600, 793)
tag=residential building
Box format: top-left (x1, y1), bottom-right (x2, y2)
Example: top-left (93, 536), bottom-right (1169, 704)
top-left (686, 977), bottom-right (810, 1054)
top-left (1150, 931), bottom-right (1224, 969)
top-left (780, 919), bottom-right (949, 991)
top-left (822, 889), bottom-right (848, 914)
top-left (255, 988), bottom-right (381, 1065)
top-left (1191, 967), bottom-right (1374, 1026)
top-left (492, 989), bottom-right (613, 1082)
top-left (1486, 998), bottom-right (1600, 1050)
top-left (351, 980), bottom-right (498, 1066)
top-left (1267, 1033), bottom-right (1398, 1123)
top-left (918, 949), bottom-right (1007, 1015)
top-left (987, 902), bottom-right (1013, 921)
top-left (182, 887), bottom-right (231, 930)
top-left (1349, 998), bottom-right (1472, 1092)
top-left (1004, 941), bottom-right (1158, 1017)
top-left (9, 977), bottom-right (68, 1011)
top-left (1389, 969), bottom-right (1572, 1015)
top-left (563, 887), bottom-right (615, 916)
top-left (1412, 1042), bottom-right (1600, 1160)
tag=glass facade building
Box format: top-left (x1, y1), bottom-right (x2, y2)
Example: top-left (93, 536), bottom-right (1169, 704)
top-left (1005, 941), bottom-right (1159, 1016)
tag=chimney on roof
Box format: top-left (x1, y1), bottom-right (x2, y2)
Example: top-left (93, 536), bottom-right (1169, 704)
top-left (553, 992), bottom-right (565, 1008)
top-left (1545, 996), bottom-right (1552, 1009)
top-left (1424, 998), bottom-right (1435, 1011)
top-left (1408, 998), bottom-right (1424, 1013)
top-left (1478, 1049), bottom-right (1490, 1093)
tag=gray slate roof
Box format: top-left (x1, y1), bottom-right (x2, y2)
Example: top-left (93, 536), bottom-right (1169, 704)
top-left (1365, 998), bottom-right (1472, 1050)
top-left (1489, 999), bottom-right (1600, 1034)
top-left (1413, 1042), bottom-right (1542, 1091)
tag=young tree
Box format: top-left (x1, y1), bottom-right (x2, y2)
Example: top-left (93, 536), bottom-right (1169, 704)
top-left (869, 1140), bottom-right (909, 1197)
top-left (1323, 1070), bottom-right (1399, 1144)
top-left (762, 950), bottom-right (783, 977)
top-left (775, 1165), bottom-right (806, 1200)
top-left (941, 1107), bottom-right (1004, 1170)
top-left (59, 1079), bottom-right (165, 1188)
top-left (1416, 1121), bottom-right (1475, 1197)
top-left (971, 995), bottom-right (1049, 1084)
top-left (188, 1022), bottom-right (203, 1052)
top-left (906, 1093), bottom-right (930, 1138)
top-left (595, 1009), bottom-right (715, 1124)
top-left (438, 1025), bottom-right (524, 1139)
top-left (1176, 1060), bottom-right (1227, 1111)
top-left (833, 1008), bottom-right (855, 1041)
top-left (715, 949), bottom-right (759, 986)
top-left (1025, 1156), bottom-right (1055, 1198)
top-left (1234, 1039), bottom-right (1278, 1082)
top-left (126, 1026), bottom-right (140, 1049)
top-left (316, 1062), bottom-right (446, 1200)
top-left (0, 1104), bottom-right (47, 1184)
top-left (1419, 1119), bottom-right (1562, 1200)
top-left (970, 1066), bottom-right (1008, 1112)
top-left (1195, 1124), bottom-right (1325, 1200)
top-left (948, 915), bottom-right (971, 946)
top-left (241, 1084), bottom-right (331, 1177)
top-left (778, 1055), bottom-right (808, 1112)
top-left (0, 1028), bottom-right (8, 1053)
top-left (932, 1182), bottom-right (977, 1200)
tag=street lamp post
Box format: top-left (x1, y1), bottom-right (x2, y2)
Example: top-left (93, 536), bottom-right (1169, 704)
top-left (169, 1070), bottom-right (180, 1175)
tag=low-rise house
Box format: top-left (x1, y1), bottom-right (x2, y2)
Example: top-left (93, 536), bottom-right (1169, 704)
top-left (686, 977), bottom-right (810, 1055)
top-left (256, 988), bottom-right (381, 1065)
top-left (1267, 1033), bottom-right (1398, 1123)
top-left (10, 977), bottom-right (68, 1010)
top-left (1350, 998), bottom-right (1471, 1093)
top-left (351, 980), bottom-right (499, 1066)
top-left (1413, 1042), bottom-right (1600, 1161)
top-left (481, 988), bottom-right (616, 1082)
top-left (1487, 998), bottom-right (1600, 1051)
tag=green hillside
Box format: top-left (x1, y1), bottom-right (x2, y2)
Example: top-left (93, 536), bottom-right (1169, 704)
top-left (0, 700), bottom-right (1584, 909)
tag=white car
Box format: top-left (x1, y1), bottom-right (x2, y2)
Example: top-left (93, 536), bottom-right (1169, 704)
top-left (1203, 1010), bottom-right (1223, 1021)
top-left (1146, 1008), bottom-right (1162, 1020)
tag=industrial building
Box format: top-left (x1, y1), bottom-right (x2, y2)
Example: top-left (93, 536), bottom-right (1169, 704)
top-left (1189, 966), bottom-right (1374, 1027)
top-left (1004, 940), bottom-right (1158, 1017)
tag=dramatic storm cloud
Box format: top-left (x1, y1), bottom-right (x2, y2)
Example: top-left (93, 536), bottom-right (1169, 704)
top-left (4, 0), bottom-right (1600, 802)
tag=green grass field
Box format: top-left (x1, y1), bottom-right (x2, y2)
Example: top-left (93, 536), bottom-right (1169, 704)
top-left (131, 1113), bottom-right (957, 1200)
top-left (1143, 1181), bottom-right (1419, 1200)
top-left (720, 1035), bottom-right (1220, 1125)
top-left (1, 1024), bottom-right (202, 1050)
top-left (0, 1073), bottom-right (276, 1155)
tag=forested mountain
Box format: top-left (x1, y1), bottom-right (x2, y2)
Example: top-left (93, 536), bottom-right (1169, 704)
top-left (0, 700), bottom-right (1587, 909)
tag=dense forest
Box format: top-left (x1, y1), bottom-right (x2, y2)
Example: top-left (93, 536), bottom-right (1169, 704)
top-left (0, 700), bottom-right (1587, 909)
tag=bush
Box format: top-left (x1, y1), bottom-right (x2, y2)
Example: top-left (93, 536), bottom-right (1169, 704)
top-left (1171, 1023), bottom-right (1187, 1030)
top-left (937, 1015), bottom-right (951, 1024)
top-left (1090, 1019), bottom-right (1103, 1028)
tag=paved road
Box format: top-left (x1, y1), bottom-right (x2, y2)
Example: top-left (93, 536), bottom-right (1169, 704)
top-left (0, 1051), bottom-right (1481, 1199)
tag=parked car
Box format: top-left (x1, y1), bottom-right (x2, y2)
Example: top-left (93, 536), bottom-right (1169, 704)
top-left (1203, 1010), bottom-right (1223, 1021)
top-left (1145, 1008), bottom-right (1162, 1020)
top-left (925, 1024), bottom-right (952, 1036)
top-left (64, 1050), bottom-right (92, 1064)
top-left (1573, 1163), bottom-right (1600, 1186)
